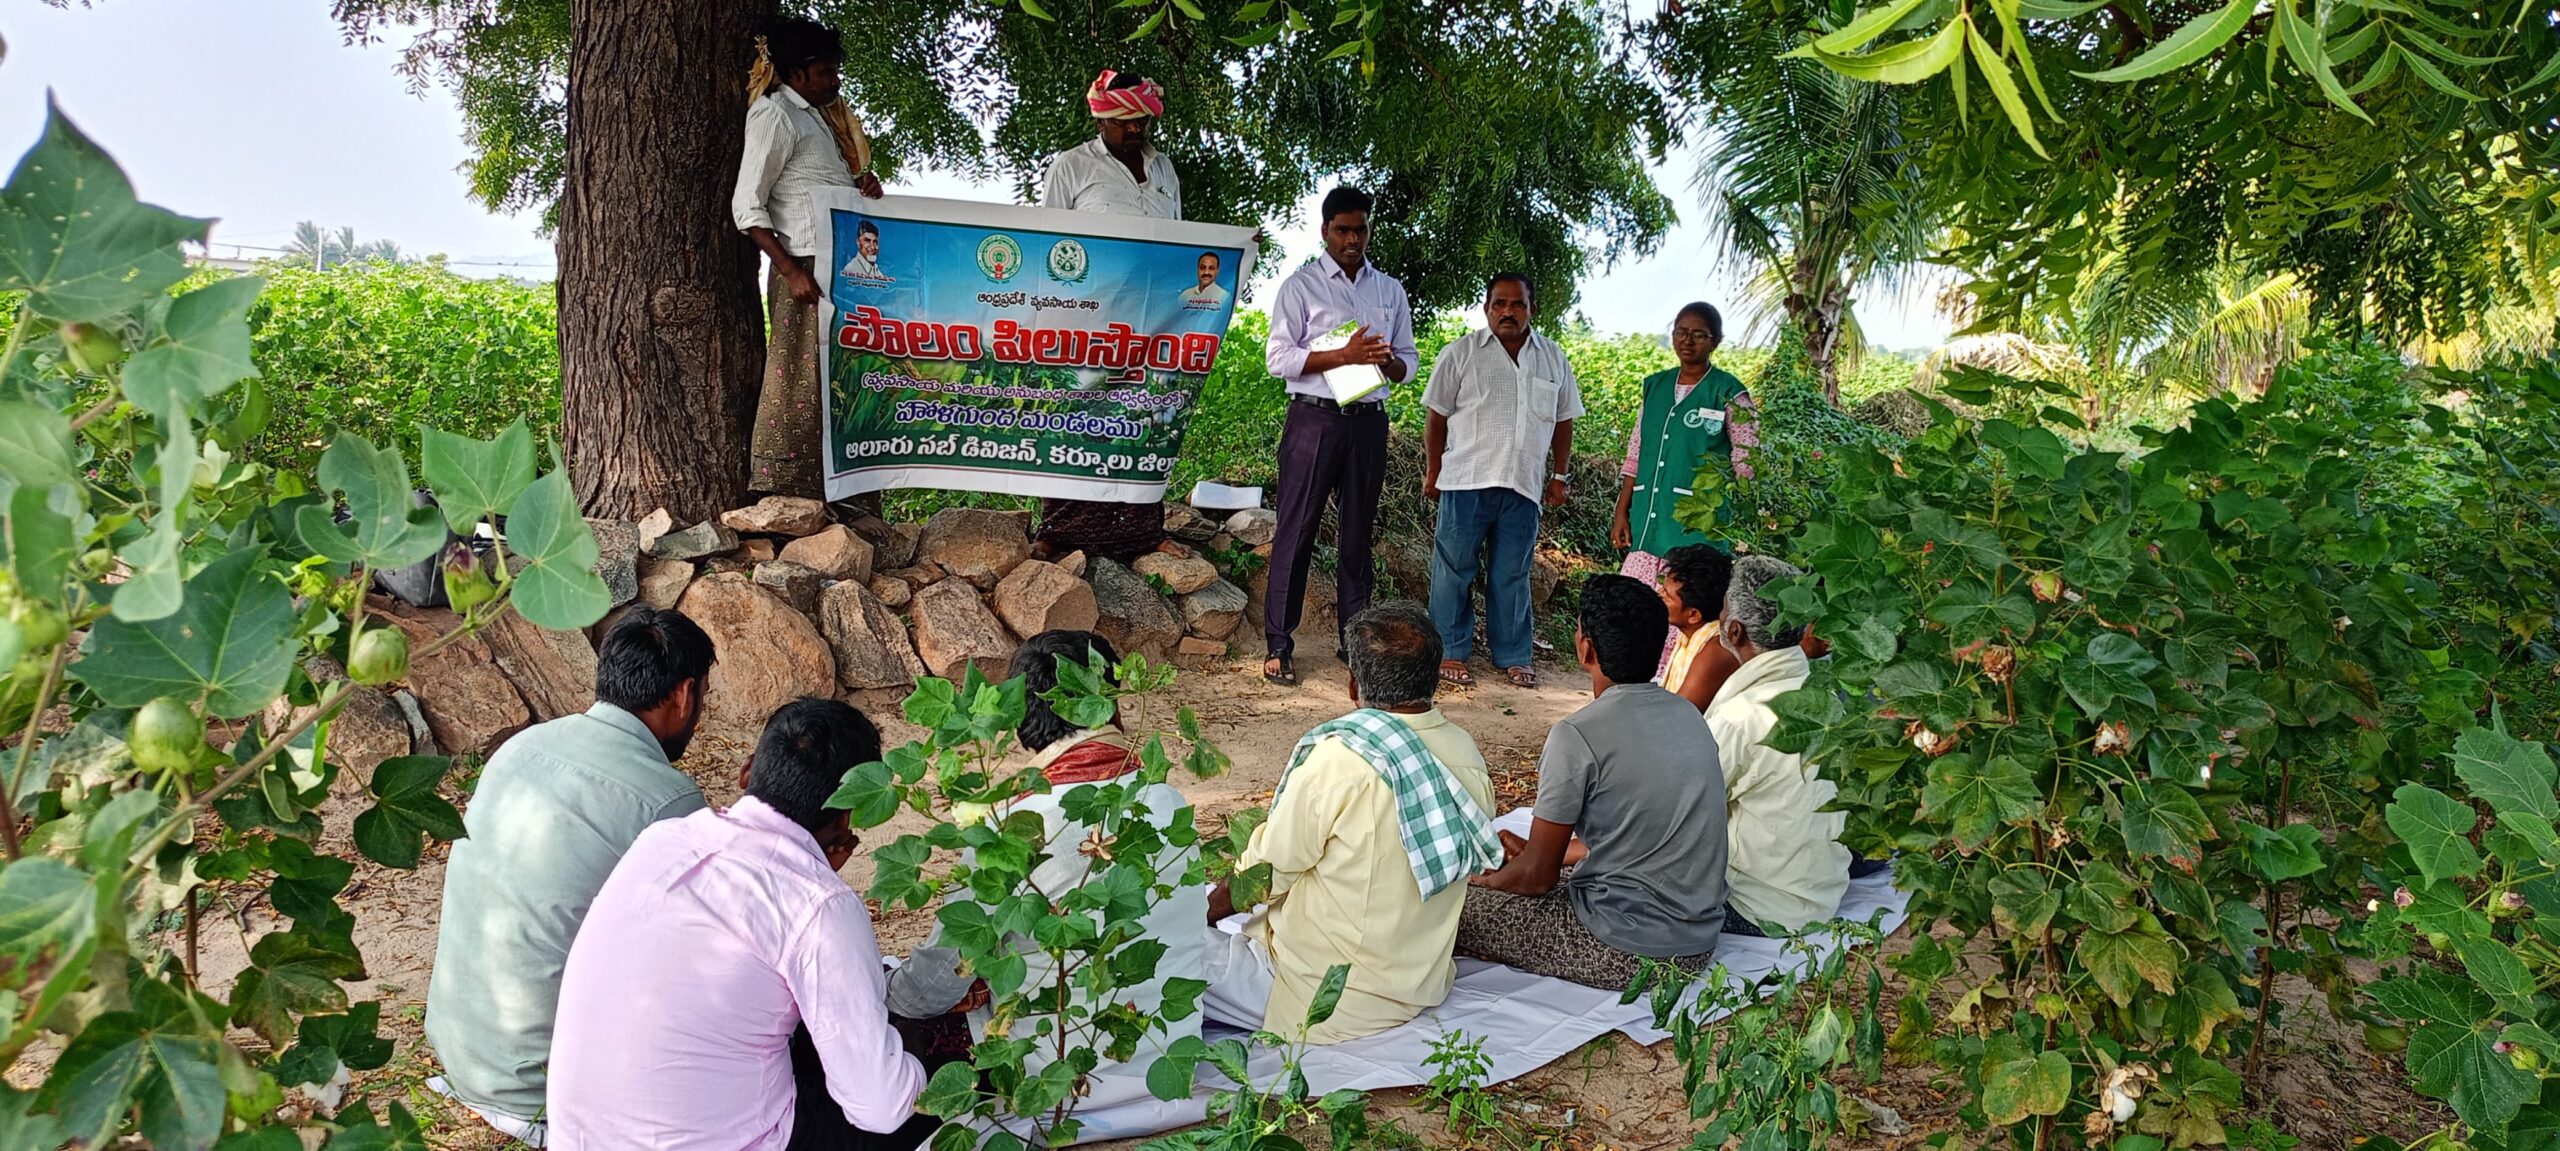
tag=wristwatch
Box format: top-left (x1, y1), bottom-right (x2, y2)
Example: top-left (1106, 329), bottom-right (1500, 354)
top-left (1549, 471), bottom-right (1571, 483)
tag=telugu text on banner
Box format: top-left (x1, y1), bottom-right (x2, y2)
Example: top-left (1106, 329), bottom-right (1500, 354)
top-left (812, 191), bottom-right (1257, 504)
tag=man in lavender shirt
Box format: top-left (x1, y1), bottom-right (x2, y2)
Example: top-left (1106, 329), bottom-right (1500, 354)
top-left (1259, 185), bottom-right (1419, 686)
top-left (547, 699), bottom-right (939, 1151)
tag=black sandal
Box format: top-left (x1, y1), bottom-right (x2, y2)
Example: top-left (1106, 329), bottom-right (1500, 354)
top-left (1262, 656), bottom-right (1299, 687)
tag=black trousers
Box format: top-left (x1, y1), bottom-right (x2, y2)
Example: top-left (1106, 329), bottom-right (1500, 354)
top-left (1264, 399), bottom-right (1388, 659)
top-left (786, 1020), bottom-right (963, 1151)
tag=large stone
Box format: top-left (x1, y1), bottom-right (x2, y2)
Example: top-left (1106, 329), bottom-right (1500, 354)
top-left (368, 600), bottom-right (531, 755)
top-left (1163, 503), bottom-right (1219, 545)
top-left (647, 520), bottom-right (739, 561)
top-left (636, 507), bottom-right (675, 553)
top-left (909, 579), bottom-right (1018, 682)
top-left (919, 508), bottom-right (1031, 588)
top-left (992, 560), bottom-right (1099, 639)
top-left (1246, 562), bottom-right (1337, 645)
top-left (818, 581), bottom-right (925, 691)
top-left (479, 611), bottom-right (599, 723)
top-left (676, 573), bottom-right (839, 733)
top-left (780, 525), bottom-right (874, 582)
top-left (638, 558), bottom-right (695, 611)
top-left (1134, 550), bottom-right (1220, 596)
top-left (1091, 558), bottom-right (1182, 660)
top-left (1530, 552), bottom-right (1562, 608)
top-left (1224, 507), bottom-right (1278, 548)
top-left (740, 537), bottom-right (778, 564)
top-left (883, 563), bottom-right (947, 589)
top-left (720, 495), bottom-right (829, 538)
top-left (753, 560), bottom-right (825, 616)
top-left (1178, 579), bottom-right (1249, 640)
top-left (585, 517), bottom-right (641, 608)
top-left (1054, 550), bottom-right (1088, 579)
top-left (262, 657), bottom-right (408, 774)
top-left (868, 574), bottom-right (913, 609)
top-left (1175, 635), bottom-right (1229, 668)
top-left (1381, 538), bottom-right (1434, 600)
top-left (874, 523), bottom-right (922, 570)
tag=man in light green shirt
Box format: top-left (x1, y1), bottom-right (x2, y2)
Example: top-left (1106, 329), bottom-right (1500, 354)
top-left (425, 606), bottom-right (717, 1137)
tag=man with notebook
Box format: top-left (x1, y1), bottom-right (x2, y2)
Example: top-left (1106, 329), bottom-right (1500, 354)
top-left (1259, 186), bottom-right (1419, 687)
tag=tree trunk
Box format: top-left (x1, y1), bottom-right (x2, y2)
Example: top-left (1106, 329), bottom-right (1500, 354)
top-left (558, 0), bottom-right (776, 523)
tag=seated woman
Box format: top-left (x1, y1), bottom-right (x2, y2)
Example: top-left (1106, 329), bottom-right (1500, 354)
top-left (1657, 543), bottom-right (1738, 712)
top-left (886, 631), bottom-right (1204, 1108)
top-left (1708, 555), bottom-right (1853, 936)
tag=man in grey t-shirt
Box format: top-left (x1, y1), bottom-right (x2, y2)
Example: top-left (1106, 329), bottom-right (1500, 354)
top-left (1458, 574), bottom-right (1729, 989)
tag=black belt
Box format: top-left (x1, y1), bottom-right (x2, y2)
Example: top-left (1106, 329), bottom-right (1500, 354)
top-left (1291, 394), bottom-right (1385, 412)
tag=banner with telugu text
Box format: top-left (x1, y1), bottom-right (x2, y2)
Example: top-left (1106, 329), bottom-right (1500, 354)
top-left (812, 191), bottom-right (1257, 504)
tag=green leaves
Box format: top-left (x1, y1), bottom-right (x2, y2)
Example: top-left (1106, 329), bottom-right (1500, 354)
top-left (295, 434), bottom-right (446, 569)
top-left (1789, 19), bottom-right (1967, 85)
top-left (2386, 784), bottom-right (2482, 885)
top-left (0, 99), bottom-right (209, 323)
top-left (1919, 754), bottom-right (2040, 849)
top-left (75, 547), bottom-right (297, 718)
top-left (1147, 1034), bottom-right (1211, 1101)
top-left (1979, 1046), bottom-right (2072, 1125)
top-left (41, 993), bottom-right (226, 1151)
top-left (228, 930), bottom-right (363, 1046)
top-left (122, 277), bottom-right (263, 416)
top-left (1304, 963), bottom-right (1350, 1029)
top-left (419, 421), bottom-right (535, 535)
top-left (2239, 821), bottom-right (2325, 882)
top-left (2077, 0), bottom-right (2255, 82)
top-left (350, 756), bottom-right (467, 870)
top-left (2375, 971), bottom-right (2539, 1135)
top-left (2061, 633), bottom-right (2159, 717)
top-left (2075, 914), bottom-right (2180, 1006)
top-left (2452, 725), bottom-right (2558, 824)
top-left (498, 470), bottom-right (609, 630)
top-left (2117, 781), bottom-right (2210, 873)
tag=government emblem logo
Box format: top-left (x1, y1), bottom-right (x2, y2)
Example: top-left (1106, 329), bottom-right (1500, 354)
top-left (1047, 239), bottom-right (1090, 283)
top-left (977, 234), bottom-right (1024, 282)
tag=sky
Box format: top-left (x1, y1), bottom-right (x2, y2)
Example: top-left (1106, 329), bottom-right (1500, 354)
top-left (0, 0), bottom-right (1949, 350)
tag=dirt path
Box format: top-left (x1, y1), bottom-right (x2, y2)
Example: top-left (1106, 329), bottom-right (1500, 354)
top-left (171, 651), bottom-right (2444, 1149)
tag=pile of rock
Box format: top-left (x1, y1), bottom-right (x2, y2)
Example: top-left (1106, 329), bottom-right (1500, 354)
top-left (335, 494), bottom-right (1558, 757)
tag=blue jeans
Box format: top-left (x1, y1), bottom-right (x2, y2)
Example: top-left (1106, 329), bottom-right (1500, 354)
top-left (1429, 487), bottom-right (1540, 668)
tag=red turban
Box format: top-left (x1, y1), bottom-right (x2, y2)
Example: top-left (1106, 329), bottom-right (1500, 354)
top-left (1086, 70), bottom-right (1165, 120)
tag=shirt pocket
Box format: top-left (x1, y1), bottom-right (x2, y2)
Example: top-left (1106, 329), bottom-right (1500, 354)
top-left (1525, 374), bottom-right (1564, 421)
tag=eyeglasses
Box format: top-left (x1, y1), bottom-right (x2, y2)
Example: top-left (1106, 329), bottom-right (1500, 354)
top-left (1670, 328), bottom-right (1717, 342)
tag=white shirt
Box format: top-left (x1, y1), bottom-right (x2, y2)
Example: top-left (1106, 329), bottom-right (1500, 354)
top-left (1422, 329), bottom-right (1586, 501)
top-left (1705, 646), bottom-right (1851, 932)
top-left (1042, 138), bottom-right (1183, 220)
top-left (733, 87), bottom-right (857, 257)
top-left (842, 252), bottom-right (890, 282)
top-left (1263, 257), bottom-right (1419, 401)
top-left (1181, 282), bottom-right (1229, 309)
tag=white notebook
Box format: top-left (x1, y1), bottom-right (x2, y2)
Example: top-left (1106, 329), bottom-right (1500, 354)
top-left (1308, 320), bottom-right (1387, 403)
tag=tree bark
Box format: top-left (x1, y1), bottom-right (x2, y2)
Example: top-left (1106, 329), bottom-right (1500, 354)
top-left (558, 0), bottom-right (777, 523)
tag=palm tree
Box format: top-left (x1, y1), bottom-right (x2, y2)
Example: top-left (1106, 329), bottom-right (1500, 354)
top-left (280, 222), bottom-right (408, 270)
top-left (1657, 12), bottom-right (1939, 404)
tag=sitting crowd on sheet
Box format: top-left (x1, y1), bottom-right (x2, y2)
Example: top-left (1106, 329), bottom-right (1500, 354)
top-left (418, 543), bottom-right (1867, 1150)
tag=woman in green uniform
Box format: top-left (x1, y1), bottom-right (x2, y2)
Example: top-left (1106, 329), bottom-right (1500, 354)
top-left (1611, 302), bottom-right (1758, 666)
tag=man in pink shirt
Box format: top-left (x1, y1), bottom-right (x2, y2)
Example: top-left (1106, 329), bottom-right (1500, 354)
top-left (547, 698), bottom-right (938, 1151)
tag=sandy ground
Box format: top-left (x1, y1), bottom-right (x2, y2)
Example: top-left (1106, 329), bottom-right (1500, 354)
top-left (160, 646), bottom-right (2446, 1150)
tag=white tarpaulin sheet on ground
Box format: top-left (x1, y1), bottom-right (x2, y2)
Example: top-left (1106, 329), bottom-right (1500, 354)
top-left (1029, 809), bottom-right (1912, 1144)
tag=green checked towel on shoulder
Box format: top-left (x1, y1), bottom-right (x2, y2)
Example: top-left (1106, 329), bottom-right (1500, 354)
top-left (1280, 709), bottom-right (1502, 899)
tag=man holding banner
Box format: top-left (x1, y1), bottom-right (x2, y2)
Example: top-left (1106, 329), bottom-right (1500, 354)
top-left (807, 92), bottom-right (1257, 560)
top-left (1029, 69), bottom-right (1189, 562)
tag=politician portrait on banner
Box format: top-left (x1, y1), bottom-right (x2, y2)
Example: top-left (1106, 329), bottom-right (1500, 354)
top-left (810, 190), bottom-right (1257, 503)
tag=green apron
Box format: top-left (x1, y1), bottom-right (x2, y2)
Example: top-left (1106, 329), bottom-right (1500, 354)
top-left (1629, 365), bottom-right (1746, 557)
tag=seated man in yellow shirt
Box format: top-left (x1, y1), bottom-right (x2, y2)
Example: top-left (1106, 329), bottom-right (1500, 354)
top-left (1204, 602), bottom-right (1503, 1044)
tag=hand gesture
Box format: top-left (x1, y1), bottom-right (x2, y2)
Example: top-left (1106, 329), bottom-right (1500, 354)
top-left (1342, 325), bottom-right (1391, 367)
top-left (1610, 508), bottom-right (1633, 551)
top-left (1545, 478), bottom-right (1569, 508)
top-left (784, 265), bottom-right (825, 306)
